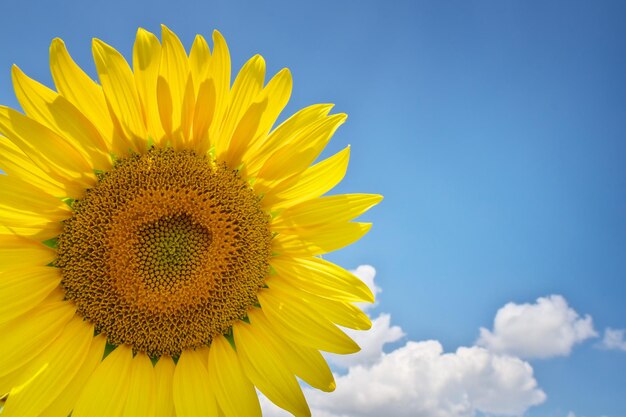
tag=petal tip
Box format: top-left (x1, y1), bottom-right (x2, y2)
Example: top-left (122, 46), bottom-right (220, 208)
top-left (50, 37), bottom-right (65, 47)
top-left (136, 27), bottom-right (149, 37)
top-left (161, 24), bottom-right (175, 38)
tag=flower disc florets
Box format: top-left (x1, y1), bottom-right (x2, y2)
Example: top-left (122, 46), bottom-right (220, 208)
top-left (57, 147), bottom-right (272, 357)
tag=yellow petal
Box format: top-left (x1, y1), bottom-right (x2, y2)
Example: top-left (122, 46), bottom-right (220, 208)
top-left (247, 309), bottom-right (335, 392)
top-left (0, 175), bottom-right (70, 220)
top-left (0, 138), bottom-right (65, 197)
top-left (156, 75), bottom-right (195, 148)
top-left (221, 98), bottom-right (267, 168)
top-left (37, 334), bottom-right (106, 417)
top-left (154, 356), bottom-right (176, 417)
top-left (158, 25), bottom-right (194, 146)
top-left (270, 255), bottom-right (374, 303)
top-left (160, 25), bottom-right (191, 109)
top-left (0, 364), bottom-right (29, 398)
top-left (267, 277), bottom-right (371, 331)
top-left (4, 212), bottom-right (60, 239)
top-left (0, 234), bottom-right (55, 271)
top-left (156, 76), bottom-right (174, 140)
top-left (273, 194), bottom-right (382, 230)
top-left (316, 298), bottom-right (371, 330)
top-left (272, 222), bottom-right (372, 256)
top-left (72, 345), bottom-right (133, 417)
top-left (189, 34), bottom-right (211, 93)
top-left (255, 68), bottom-right (292, 138)
top-left (0, 301), bottom-right (75, 377)
top-left (255, 113), bottom-right (347, 198)
top-left (286, 342), bottom-right (335, 392)
top-left (50, 38), bottom-right (116, 148)
top-left (41, 286), bottom-right (66, 304)
top-left (92, 38), bottom-right (147, 151)
top-left (11, 65), bottom-right (111, 171)
top-left (0, 106), bottom-right (95, 198)
top-left (233, 315), bottom-right (311, 417)
top-left (0, 225), bottom-right (59, 242)
top-left (257, 288), bottom-right (360, 354)
top-left (1, 316), bottom-right (93, 417)
top-left (12, 65), bottom-right (57, 121)
top-left (0, 209), bottom-right (58, 231)
top-left (133, 28), bottom-right (165, 144)
top-left (180, 76), bottom-right (196, 145)
top-left (208, 336), bottom-right (261, 417)
top-left (244, 103), bottom-right (333, 177)
top-left (191, 79), bottom-right (216, 153)
top-left (173, 348), bottom-right (217, 417)
top-left (268, 146), bottom-right (350, 210)
top-left (0, 234), bottom-right (56, 271)
top-left (0, 266), bottom-right (61, 325)
top-left (207, 31), bottom-right (231, 141)
top-left (122, 353), bottom-right (156, 417)
top-left (257, 145), bottom-right (326, 205)
top-left (215, 54), bottom-right (265, 160)
top-left (239, 68), bottom-right (292, 173)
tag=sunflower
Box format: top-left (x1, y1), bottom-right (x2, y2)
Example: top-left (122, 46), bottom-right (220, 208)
top-left (0, 25), bottom-right (381, 417)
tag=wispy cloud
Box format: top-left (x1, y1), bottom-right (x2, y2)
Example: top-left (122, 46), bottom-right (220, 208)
top-left (599, 327), bottom-right (626, 351)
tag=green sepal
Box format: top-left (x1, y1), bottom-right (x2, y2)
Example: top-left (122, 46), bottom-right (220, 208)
top-left (42, 237), bottom-right (58, 249)
top-left (62, 197), bottom-right (75, 208)
top-left (102, 341), bottom-right (117, 360)
top-left (223, 331), bottom-right (237, 351)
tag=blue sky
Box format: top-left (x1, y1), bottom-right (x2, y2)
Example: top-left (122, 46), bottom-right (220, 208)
top-left (1, 1), bottom-right (625, 416)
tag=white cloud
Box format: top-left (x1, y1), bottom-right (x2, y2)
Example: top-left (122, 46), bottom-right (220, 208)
top-left (566, 412), bottom-right (576, 417)
top-left (260, 265), bottom-right (550, 417)
top-left (308, 341), bottom-right (546, 417)
top-left (599, 327), bottom-right (626, 351)
top-left (261, 341), bottom-right (545, 417)
top-left (476, 295), bottom-right (597, 359)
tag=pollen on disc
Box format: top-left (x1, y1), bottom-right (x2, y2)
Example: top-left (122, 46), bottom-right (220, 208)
top-left (57, 148), bottom-right (272, 357)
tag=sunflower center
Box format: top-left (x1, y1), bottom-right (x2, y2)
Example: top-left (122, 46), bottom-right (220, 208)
top-left (136, 214), bottom-right (213, 289)
top-left (57, 148), bottom-right (272, 357)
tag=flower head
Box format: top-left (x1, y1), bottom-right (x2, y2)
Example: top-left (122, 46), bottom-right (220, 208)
top-left (0, 25), bottom-right (381, 417)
